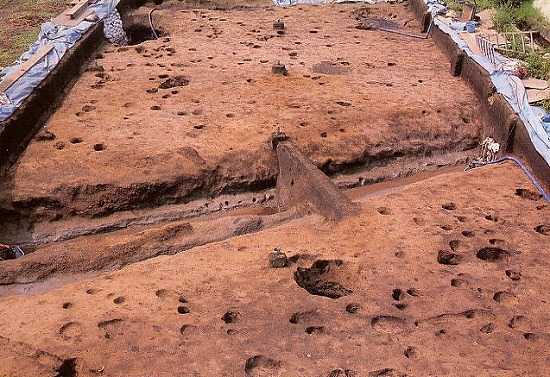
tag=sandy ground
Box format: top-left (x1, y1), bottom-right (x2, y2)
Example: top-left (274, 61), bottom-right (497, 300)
top-left (1, 162), bottom-right (549, 376)
top-left (1, 1), bottom-right (550, 377)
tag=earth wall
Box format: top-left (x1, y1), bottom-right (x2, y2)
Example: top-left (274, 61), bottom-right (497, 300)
top-left (410, 0), bottom-right (550, 189)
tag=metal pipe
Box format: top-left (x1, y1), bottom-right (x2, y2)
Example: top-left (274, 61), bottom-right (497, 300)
top-left (148, 7), bottom-right (159, 40)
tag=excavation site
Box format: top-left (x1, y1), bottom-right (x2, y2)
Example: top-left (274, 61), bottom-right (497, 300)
top-left (0, 0), bottom-right (549, 375)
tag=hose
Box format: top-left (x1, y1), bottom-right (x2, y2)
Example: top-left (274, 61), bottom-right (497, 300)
top-left (469, 156), bottom-right (550, 203)
top-left (148, 7), bottom-right (159, 40)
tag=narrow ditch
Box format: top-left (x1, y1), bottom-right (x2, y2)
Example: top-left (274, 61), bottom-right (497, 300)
top-left (0, 155), bottom-right (474, 297)
top-left (0, 1), bottom-right (485, 295)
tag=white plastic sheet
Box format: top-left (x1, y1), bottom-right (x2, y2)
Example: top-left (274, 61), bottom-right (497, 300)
top-left (432, 11), bottom-right (550, 167)
top-left (0, 0), bottom-right (121, 121)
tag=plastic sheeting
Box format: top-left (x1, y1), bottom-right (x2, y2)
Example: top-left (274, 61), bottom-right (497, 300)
top-left (491, 72), bottom-right (550, 167)
top-left (432, 16), bottom-right (550, 168)
top-left (0, 0), bottom-right (121, 122)
top-left (104, 8), bottom-right (128, 45)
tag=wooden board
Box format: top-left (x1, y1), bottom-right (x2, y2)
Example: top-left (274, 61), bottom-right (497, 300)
top-left (0, 44), bottom-right (54, 94)
top-left (66, 0), bottom-right (90, 19)
top-left (526, 88), bottom-right (550, 103)
top-left (522, 77), bottom-right (549, 90)
top-left (53, 9), bottom-right (94, 26)
top-left (460, 4), bottom-right (476, 22)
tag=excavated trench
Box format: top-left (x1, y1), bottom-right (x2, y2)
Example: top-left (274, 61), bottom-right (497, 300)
top-left (0, 0), bottom-right (497, 292)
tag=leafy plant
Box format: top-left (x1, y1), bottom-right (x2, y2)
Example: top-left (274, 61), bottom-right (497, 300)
top-left (506, 50), bottom-right (550, 80)
top-left (496, 0), bottom-right (527, 7)
top-left (523, 52), bottom-right (550, 80)
top-left (493, 7), bottom-right (517, 31)
top-left (514, 0), bottom-right (546, 29)
top-left (0, 29), bottom-right (39, 66)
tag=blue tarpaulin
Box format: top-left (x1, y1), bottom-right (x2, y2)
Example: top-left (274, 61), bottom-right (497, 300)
top-left (432, 14), bottom-right (550, 167)
top-left (0, 0), bottom-right (121, 122)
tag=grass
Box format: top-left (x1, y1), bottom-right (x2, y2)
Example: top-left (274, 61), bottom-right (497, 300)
top-left (520, 51), bottom-right (550, 111)
top-left (538, 98), bottom-right (550, 112)
top-left (0, 29), bottom-right (40, 65)
top-left (0, 0), bottom-right (70, 67)
top-left (488, 1), bottom-right (550, 110)
top-left (12, 30), bottom-right (41, 54)
top-left (443, 0), bottom-right (498, 13)
top-left (476, 0), bottom-right (498, 9)
top-left (509, 51), bottom-right (550, 111)
top-left (493, 0), bottom-right (547, 31)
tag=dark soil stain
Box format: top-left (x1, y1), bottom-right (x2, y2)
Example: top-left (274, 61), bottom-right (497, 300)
top-left (505, 269), bottom-right (521, 281)
top-left (305, 326), bottom-right (325, 334)
top-left (480, 323), bottom-right (494, 334)
top-left (515, 188), bottom-right (542, 201)
top-left (289, 309), bottom-right (318, 324)
top-left (244, 355), bottom-right (282, 377)
top-left (437, 250), bottom-right (461, 265)
top-left (330, 369), bottom-right (358, 377)
top-left (476, 247), bottom-right (510, 262)
top-left (294, 260), bottom-right (353, 299)
top-left (221, 311), bottom-right (239, 324)
top-left (158, 75), bottom-right (189, 89)
top-left (441, 202), bottom-right (456, 210)
top-left (534, 224), bottom-right (550, 235)
top-left (346, 303), bottom-right (361, 314)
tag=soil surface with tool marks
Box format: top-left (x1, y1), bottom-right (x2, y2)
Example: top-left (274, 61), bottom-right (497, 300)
top-left (0, 0), bottom-right (549, 376)
top-left (1, 1), bottom-right (482, 227)
top-left (0, 163), bottom-right (549, 376)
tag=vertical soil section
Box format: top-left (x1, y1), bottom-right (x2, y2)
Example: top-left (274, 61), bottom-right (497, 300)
top-left (276, 140), bottom-right (357, 220)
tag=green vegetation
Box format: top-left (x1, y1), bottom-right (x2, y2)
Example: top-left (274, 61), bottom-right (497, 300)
top-left (12, 30), bottom-right (40, 53)
top-left (0, 0), bottom-right (70, 67)
top-left (522, 51), bottom-right (550, 80)
top-left (475, 0), bottom-right (497, 9)
top-left (443, 0), bottom-right (547, 30)
top-left (518, 51), bottom-right (550, 110)
top-left (488, 0), bottom-right (550, 110)
top-left (492, 0), bottom-right (546, 31)
top-left (28, 0), bottom-right (70, 6)
top-left (0, 29), bottom-right (40, 65)
top-left (446, 0), bottom-right (550, 110)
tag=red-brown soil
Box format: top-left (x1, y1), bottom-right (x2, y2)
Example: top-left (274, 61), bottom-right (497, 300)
top-left (1, 1), bottom-right (481, 224)
top-left (0, 1), bottom-right (549, 377)
top-left (1, 163), bottom-right (550, 376)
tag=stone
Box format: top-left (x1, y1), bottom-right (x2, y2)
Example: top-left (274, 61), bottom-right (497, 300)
top-left (269, 251), bottom-right (288, 268)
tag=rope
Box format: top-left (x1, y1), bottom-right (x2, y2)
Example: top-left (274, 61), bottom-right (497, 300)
top-left (469, 156), bottom-right (550, 203)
